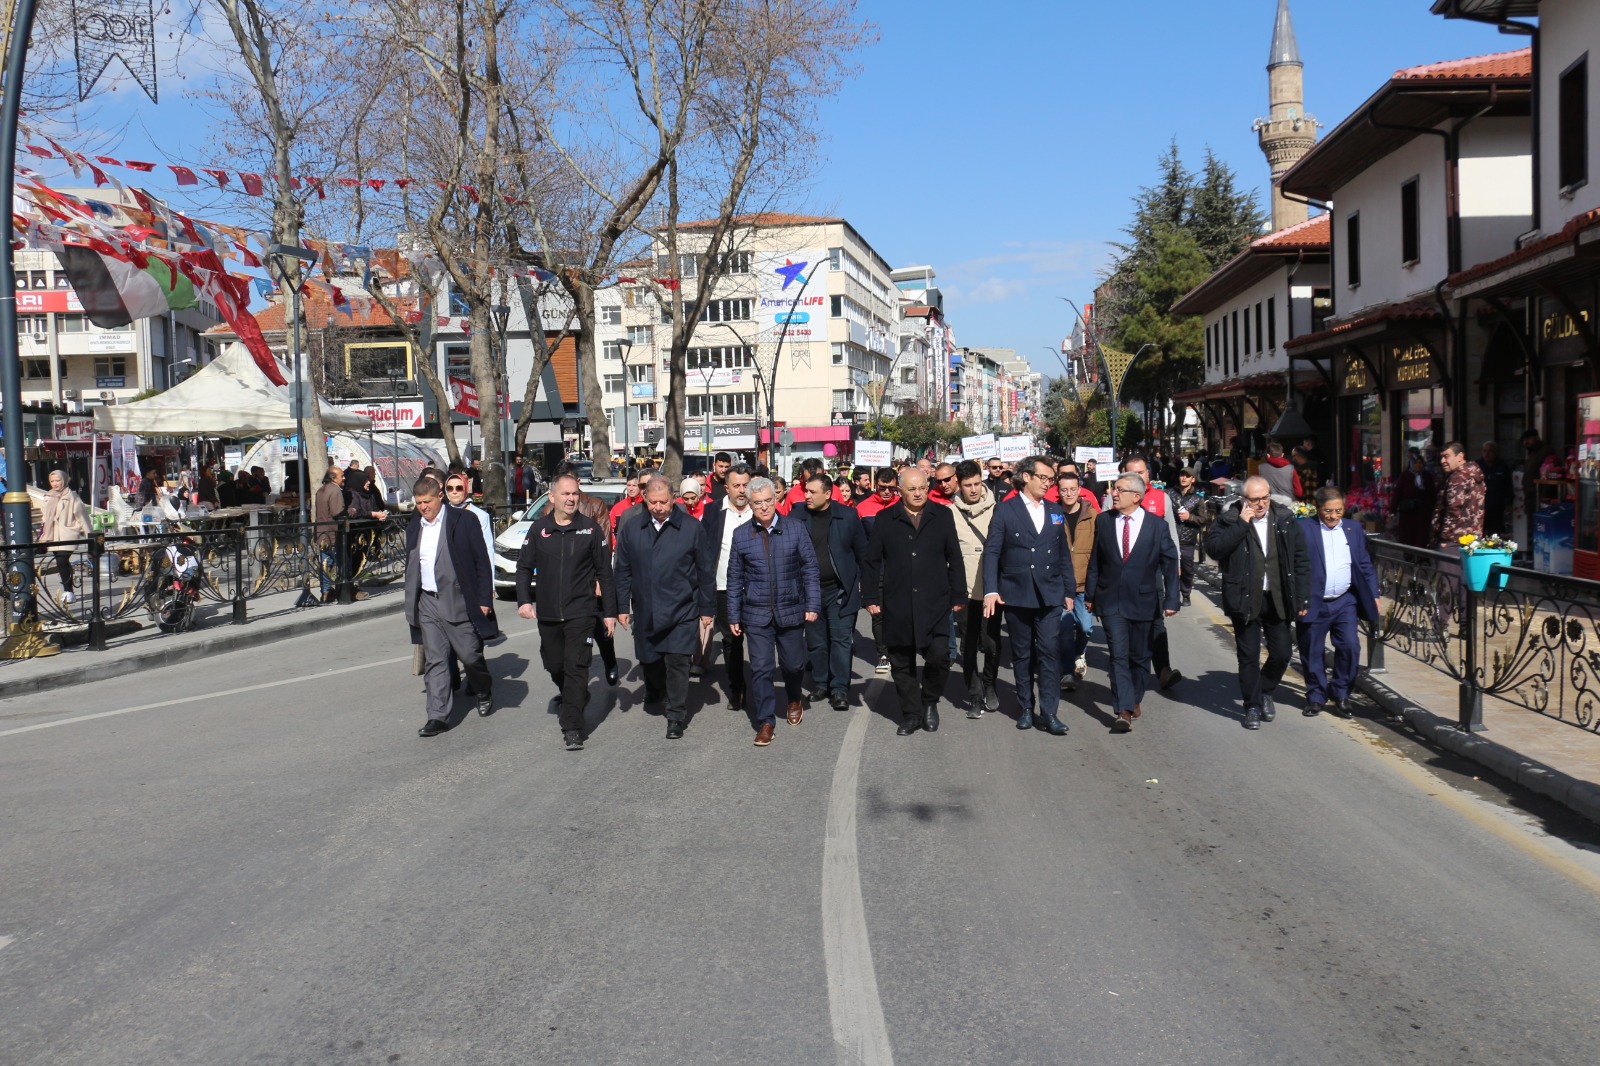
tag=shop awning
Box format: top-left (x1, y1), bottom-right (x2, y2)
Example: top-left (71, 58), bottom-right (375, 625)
top-left (759, 425), bottom-right (853, 444)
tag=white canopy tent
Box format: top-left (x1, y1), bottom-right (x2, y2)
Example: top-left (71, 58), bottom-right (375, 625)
top-left (92, 342), bottom-right (371, 437)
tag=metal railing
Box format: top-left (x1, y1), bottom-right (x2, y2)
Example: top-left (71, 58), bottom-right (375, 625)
top-left (4, 513), bottom-right (407, 651)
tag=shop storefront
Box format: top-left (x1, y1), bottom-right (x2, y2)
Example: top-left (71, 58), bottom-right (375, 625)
top-left (1335, 350), bottom-right (1382, 486)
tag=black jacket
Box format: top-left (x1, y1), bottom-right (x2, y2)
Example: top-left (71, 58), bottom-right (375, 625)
top-left (803, 502), bottom-right (870, 613)
top-left (516, 511), bottom-right (616, 622)
top-left (614, 507), bottom-right (712, 659)
top-left (1172, 489), bottom-right (1204, 545)
top-left (1203, 501), bottom-right (1310, 620)
top-left (862, 502), bottom-right (966, 647)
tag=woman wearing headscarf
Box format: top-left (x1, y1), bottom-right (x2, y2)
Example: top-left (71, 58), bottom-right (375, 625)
top-left (40, 468), bottom-right (90, 604)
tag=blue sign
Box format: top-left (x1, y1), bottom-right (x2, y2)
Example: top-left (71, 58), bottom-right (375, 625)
top-left (95, 376), bottom-right (126, 389)
top-left (775, 311), bottom-right (810, 325)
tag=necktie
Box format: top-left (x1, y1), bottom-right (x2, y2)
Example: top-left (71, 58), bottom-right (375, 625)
top-left (1122, 515), bottom-right (1132, 562)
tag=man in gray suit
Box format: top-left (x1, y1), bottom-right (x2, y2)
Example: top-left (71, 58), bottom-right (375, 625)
top-left (405, 476), bottom-right (498, 737)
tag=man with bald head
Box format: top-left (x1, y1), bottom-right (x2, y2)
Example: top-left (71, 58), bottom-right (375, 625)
top-left (1204, 474), bottom-right (1311, 730)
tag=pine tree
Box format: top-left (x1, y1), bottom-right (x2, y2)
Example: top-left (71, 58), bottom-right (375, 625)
top-left (1190, 149), bottom-right (1270, 269)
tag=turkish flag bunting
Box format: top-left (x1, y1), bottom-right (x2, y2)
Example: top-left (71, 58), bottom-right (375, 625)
top-left (124, 160), bottom-right (155, 172)
top-left (94, 156), bottom-right (122, 166)
top-left (240, 173), bottom-right (264, 196)
top-left (170, 166), bottom-right (199, 185)
top-left (448, 376), bottom-right (480, 418)
top-left (366, 179), bottom-right (386, 191)
top-left (203, 168), bottom-right (230, 188)
top-left (24, 145), bottom-right (53, 158)
top-left (337, 177), bottom-right (360, 188)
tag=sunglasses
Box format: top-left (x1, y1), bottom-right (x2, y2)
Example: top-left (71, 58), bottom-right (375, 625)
top-left (445, 483), bottom-right (468, 493)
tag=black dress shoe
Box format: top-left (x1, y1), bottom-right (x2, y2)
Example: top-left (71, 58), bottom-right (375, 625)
top-left (727, 690), bottom-right (745, 712)
top-left (806, 689), bottom-right (825, 707)
top-left (829, 692), bottom-right (850, 711)
top-left (1261, 694), bottom-right (1276, 723)
top-left (563, 729), bottom-right (584, 751)
top-left (897, 717), bottom-right (921, 736)
top-left (1244, 707), bottom-right (1262, 730)
top-left (1016, 710), bottom-right (1033, 730)
top-left (1331, 699), bottom-right (1355, 719)
top-left (605, 663), bottom-right (620, 686)
top-left (1041, 713), bottom-right (1069, 736)
top-left (666, 720), bottom-right (685, 740)
top-left (983, 680), bottom-right (1000, 712)
top-left (1303, 702), bottom-right (1325, 717)
top-left (476, 691), bottom-right (493, 717)
top-left (418, 719), bottom-right (452, 738)
top-left (449, 668), bottom-right (462, 692)
top-left (923, 704), bottom-right (940, 732)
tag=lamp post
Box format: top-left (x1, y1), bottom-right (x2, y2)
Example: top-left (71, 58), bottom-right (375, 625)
top-left (386, 367), bottom-right (403, 505)
top-left (616, 337), bottom-right (635, 474)
top-left (694, 364), bottom-right (716, 461)
top-left (268, 242), bottom-right (322, 609)
top-left (491, 302), bottom-right (512, 508)
top-left (709, 322), bottom-right (762, 460)
top-left (1057, 298), bottom-right (1158, 461)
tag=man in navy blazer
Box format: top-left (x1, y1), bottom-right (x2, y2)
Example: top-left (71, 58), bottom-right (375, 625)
top-left (1297, 486), bottom-right (1381, 719)
top-left (1084, 473), bottom-right (1180, 733)
top-left (982, 455), bottom-right (1076, 735)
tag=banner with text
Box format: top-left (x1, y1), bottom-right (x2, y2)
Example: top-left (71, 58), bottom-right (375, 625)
top-left (855, 439), bottom-right (893, 467)
top-left (1074, 446), bottom-right (1116, 467)
top-left (998, 435), bottom-right (1032, 463)
top-left (960, 433), bottom-right (998, 460)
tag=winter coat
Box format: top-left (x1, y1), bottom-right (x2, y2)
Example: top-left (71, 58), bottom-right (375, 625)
top-left (1203, 501), bottom-right (1311, 621)
top-left (804, 503), bottom-right (870, 613)
top-left (950, 486), bottom-right (998, 600)
top-left (516, 511), bottom-right (616, 622)
top-left (40, 486), bottom-right (89, 544)
top-left (1172, 490), bottom-right (1205, 545)
top-left (1433, 462), bottom-right (1487, 548)
top-left (1258, 456), bottom-right (1301, 503)
top-left (1062, 505), bottom-right (1095, 594)
top-left (614, 507), bottom-right (712, 660)
top-left (726, 513), bottom-right (821, 628)
top-left (861, 502), bottom-right (967, 647)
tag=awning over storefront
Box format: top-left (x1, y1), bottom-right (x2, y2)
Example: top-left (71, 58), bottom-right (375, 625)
top-left (759, 425), bottom-right (853, 444)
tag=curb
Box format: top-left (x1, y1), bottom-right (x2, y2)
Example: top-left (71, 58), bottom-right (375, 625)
top-left (0, 596), bottom-right (405, 701)
top-left (1357, 672), bottom-right (1600, 826)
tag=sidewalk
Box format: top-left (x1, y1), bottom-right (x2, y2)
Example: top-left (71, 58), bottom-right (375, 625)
top-left (1192, 564), bottom-right (1600, 825)
top-left (0, 583), bottom-right (405, 700)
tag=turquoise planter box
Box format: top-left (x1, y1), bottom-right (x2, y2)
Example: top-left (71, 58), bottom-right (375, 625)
top-left (1461, 548), bottom-right (1511, 592)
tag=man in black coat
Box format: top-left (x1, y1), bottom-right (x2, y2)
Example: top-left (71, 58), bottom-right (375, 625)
top-left (516, 472), bottom-right (617, 751)
top-left (863, 469), bottom-right (967, 735)
top-left (405, 476), bottom-right (499, 738)
top-left (1203, 475), bottom-right (1311, 730)
top-left (615, 478), bottom-right (714, 738)
top-left (800, 473), bottom-right (869, 711)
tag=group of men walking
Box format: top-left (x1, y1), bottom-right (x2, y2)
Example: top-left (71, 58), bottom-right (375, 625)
top-left (401, 449), bottom-right (1381, 748)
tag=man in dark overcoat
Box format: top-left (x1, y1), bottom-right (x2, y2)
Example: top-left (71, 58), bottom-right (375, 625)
top-left (863, 469), bottom-right (967, 735)
top-left (615, 478), bottom-right (714, 738)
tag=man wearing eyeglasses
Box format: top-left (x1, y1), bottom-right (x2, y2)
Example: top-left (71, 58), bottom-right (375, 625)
top-left (1204, 474), bottom-right (1311, 730)
top-left (982, 455), bottom-right (1076, 736)
top-left (1085, 474), bottom-right (1180, 733)
top-left (1297, 486), bottom-right (1379, 719)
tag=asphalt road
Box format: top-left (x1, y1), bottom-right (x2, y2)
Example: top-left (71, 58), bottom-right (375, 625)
top-left (3, 600), bottom-right (1600, 1065)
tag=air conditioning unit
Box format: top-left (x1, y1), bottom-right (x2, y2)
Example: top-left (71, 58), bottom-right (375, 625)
top-left (32, 332), bottom-right (47, 344)
top-left (62, 389), bottom-right (78, 400)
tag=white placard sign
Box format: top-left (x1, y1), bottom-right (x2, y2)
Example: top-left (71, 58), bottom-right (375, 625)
top-left (855, 439), bottom-right (893, 467)
top-left (960, 433), bottom-right (998, 460)
top-left (998, 435), bottom-right (1032, 463)
top-left (1074, 446), bottom-right (1116, 467)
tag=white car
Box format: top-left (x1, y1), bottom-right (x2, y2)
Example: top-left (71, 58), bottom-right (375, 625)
top-left (493, 482), bottom-right (629, 598)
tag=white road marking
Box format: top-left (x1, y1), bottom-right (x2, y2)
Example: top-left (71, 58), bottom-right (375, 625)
top-left (0, 935), bottom-right (14, 952)
top-left (0, 627), bottom-right (539, 740)
top-left (822, 708), bottom-right (894, 1066)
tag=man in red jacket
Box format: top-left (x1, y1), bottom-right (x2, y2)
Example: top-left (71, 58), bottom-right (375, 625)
top-left (930, 462), bottom-right (958, 506)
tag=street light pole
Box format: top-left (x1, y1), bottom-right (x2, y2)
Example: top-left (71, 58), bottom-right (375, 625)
top-left (616, 337), bottom-right (635, 474)
top-left (1058, 298), bottom-right (1156, 461)
top-left (492, 302), bottom-right (512, 508)
top-left (269, 243), bottom-right (321, 609)
top-left (386, 367), bottom-right (403, 505)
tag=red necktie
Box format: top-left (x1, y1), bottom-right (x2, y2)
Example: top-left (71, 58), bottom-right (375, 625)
top-left (1122, 515), bottom-right (1132, 562)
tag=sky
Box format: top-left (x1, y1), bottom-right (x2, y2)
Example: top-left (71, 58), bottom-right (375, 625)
top-left (20, 0), bottom-right (1518, 380)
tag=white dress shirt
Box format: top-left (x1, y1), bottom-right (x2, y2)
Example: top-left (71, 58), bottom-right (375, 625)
top-left (1117, 506), bottom-right (1146, 556)
top-left (1022, 493), bottom-right (1047, 534)
top-left (1320, 521), bottom-right (1353, 600)
top-left (1251, 512), bottom-right (1271, 590)
top-left (716, 499), bottom-right (755, 591)
top-left (418, 509), bottom-right (445, 593)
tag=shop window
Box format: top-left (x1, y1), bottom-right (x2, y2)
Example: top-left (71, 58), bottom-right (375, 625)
top-left (1346, 213), bottom-right (1362, 288)
top-left (1400, 178), bottom-right (1420, 265)
top-left (94, 356), bottom-right (127, 377)
top-left (1559, 55), bottom-right (1589, 192)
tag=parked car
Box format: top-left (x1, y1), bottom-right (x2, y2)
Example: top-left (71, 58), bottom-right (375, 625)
top-left (492, 483), bottom-right (628, 598)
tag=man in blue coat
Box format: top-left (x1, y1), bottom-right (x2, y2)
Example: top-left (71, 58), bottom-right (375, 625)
top-left (1298, 486), bottom-right (1381, 719)
top-left (1084, 473), bottom-right (1180, 733)
top-left (982, 455), bottom-right (1077, 736)
top-left (727, 477), bottom-right (821, 747)
top-left (615, 478), bottom-right (715, 739)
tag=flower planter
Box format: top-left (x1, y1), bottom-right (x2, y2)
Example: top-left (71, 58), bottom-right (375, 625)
top-left (1461, 548), bottom-right (1512, 592)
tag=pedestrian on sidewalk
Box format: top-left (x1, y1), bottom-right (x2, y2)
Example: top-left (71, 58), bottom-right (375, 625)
top-left (1172, 468), bottom-right (1205, 607)
top-left (614, 478), bottom-right (713, 739)
top-left (1298, 487), bottom-right (1380, 719)
top-left (865, 468), bottom-right (966, 735)
top-left (1085, 473), bottom-right (1180, 733)
top-left (801, 472), bottom-right (868, 712)
top-left (39, 468), bottom-right (89, 605)
top-left (982, 455), bottom-right (1076, 736)
top-left (517, 473), bottom-right (617, 751)
top-left (1433, 441), bottom-right (1487, 551)
top-left (407, 477), bottom-right (497, 738)
top-left (314, 466), bottom-right (349, 603)
top-left (726, 476), bottom-right (820, 747)
top-left (1204, 475), bottom-right (1311, 730)
top-left (952, 460), bottom-right (1003, 716)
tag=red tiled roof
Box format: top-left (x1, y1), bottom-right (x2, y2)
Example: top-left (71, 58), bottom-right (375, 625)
top-left (205, 293), bottom-right (413, 335)
top-left (1252, 214), bottom-right (1331, 251)
top-left (1284, 301), bottom-right (1440, 350)
top-left (1393, 48), bottom-right (1532, 83)
top-left (675, 212), bottom-right (843, 231)
top-left (1448, 206), bottom-right (1600, 290)
top-left (901, 305), bottom-right (935, 317)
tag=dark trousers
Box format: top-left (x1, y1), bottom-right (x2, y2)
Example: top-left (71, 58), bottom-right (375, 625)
top-left (888, 626), bottom-right (951, 718)
top-left (715, 590), bottom-right (747, 697)
top-left (745, 617), bottom-right (807, 725)
top-left (1004, 605), bottom-right (1061, 717)
top-left (593, 597), bottom-right (617, 671)
top-left (1230, 599), bottom-right (1293, 709)
top-left (870, 610), bottom-right (887, 658)
top-left (420, 592), bottom-right (490, 722)
top-left (960, 598), bottom-right (1001, 690)
top-left (1102, 612), bottom-right (1154, 713)
top-left (1151, 612), bottom-right (1171, 673)
top-left (539, 615), bottom-right (595, 732)
top-left (805, 589), bottom-right (856, 697)
top-left (52, 550), bottom-right (74, 591)
top-left (1179, 542), bottom-right (1195, 596)
top-left (642, 653), bottom-right (693, 722)
top-left (1299, 592), bottom-right (1360, 705)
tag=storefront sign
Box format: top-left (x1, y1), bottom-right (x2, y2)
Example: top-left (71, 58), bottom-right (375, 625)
top-left (86, 332), bottom-right (135, 353)
top-left (1538, 289), bottom-right (1595, 367)
top-left (1336, 350), bottom-right (1376, 396)
top-left (54, 416), bottom-right (98, 440)
top-left (95, 376), bottom-right (126, 389)
top-left (15, 290), bottom-right (84, 314)
top-left (335, 400), bottom-right (426, 430)
top-left (1385, 340), bottom-right (1439, 390)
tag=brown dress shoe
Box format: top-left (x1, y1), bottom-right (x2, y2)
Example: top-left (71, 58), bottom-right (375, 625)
top-left (787, 700), bottom-right (804, 725)
top-left (1112, 710), bottom-right (1134, 733)
top-left (754, 722), bottom-right (775, 746)
top-left (1130, 703), bottom-right (1143, 719)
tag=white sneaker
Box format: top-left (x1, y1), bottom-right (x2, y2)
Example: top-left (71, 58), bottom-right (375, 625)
top-left (1074, 656), bottom-right (1086, 678)
top-left (62, 591), bottom-right (74, 604)
top-left (875, 656), bottom-right (890, 675)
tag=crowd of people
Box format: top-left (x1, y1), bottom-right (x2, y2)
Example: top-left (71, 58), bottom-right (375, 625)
top-left (400, 446), bottom-right (1381, 749)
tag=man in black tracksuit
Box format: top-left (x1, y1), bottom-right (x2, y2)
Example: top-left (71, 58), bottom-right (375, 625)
top-left (517, 472), bottom-right (617, 750)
